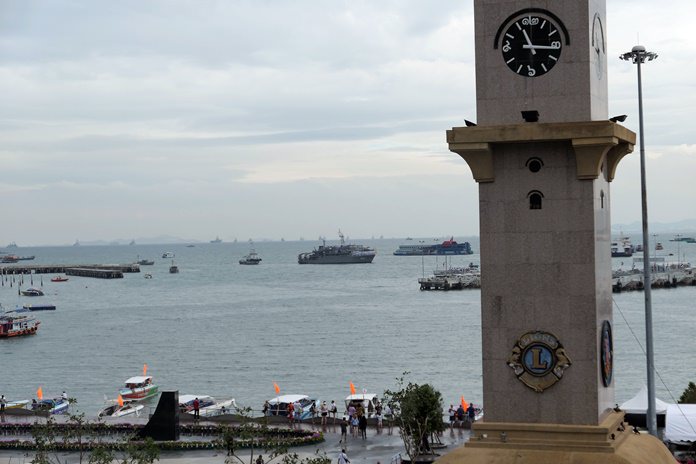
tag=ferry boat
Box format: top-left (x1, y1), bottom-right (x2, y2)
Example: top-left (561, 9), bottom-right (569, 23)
top-left (393, 237), bottom-right (473, 256)
top-left (0, 314), bottom-right (40, 337)
top-left (611, 237), bottom-right (634, 257)
top-left (298, 231), bottom-right (375, 264)
top-left (119, 376), bottom-right (158, 401)
top-left (239, 249), bottom-right (262, 265)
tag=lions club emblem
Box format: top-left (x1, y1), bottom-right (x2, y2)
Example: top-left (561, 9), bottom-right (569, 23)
top-left (507, 331), bottom-right (571, 392)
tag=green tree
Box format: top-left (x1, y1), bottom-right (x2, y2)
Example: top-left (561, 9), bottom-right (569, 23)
top-left (679, 382), bottom-right (696, 403)
top-left (384, 373), bottom-right (446, 462)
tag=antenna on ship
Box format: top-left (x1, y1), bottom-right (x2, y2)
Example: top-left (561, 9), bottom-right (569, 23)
top-left (338, 229), bottom-right (345, 246)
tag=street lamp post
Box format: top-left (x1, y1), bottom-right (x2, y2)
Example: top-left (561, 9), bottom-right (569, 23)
top-left (620, 45), bottom-right (658, 436)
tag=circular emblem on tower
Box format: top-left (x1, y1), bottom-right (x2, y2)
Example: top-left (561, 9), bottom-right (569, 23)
top-left (507, 331), bottom-right (572, 392)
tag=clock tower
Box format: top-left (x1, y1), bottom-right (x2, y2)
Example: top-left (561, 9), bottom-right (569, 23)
top-left (437, 1), bottom-right (674, 463)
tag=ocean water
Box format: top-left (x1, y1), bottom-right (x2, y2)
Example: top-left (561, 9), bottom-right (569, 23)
top-left (0, 236), bottom-right (694, 416)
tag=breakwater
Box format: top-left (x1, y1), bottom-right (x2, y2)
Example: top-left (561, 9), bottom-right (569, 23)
top-left (0, 264), bottom-right (140, 278)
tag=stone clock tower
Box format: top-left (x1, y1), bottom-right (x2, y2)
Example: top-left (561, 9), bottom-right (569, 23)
top-left (437, 1), bottom-right (673, 463)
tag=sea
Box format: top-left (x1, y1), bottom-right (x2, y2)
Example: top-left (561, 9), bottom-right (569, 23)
top-left (1, 235), bottom-right (695, 417)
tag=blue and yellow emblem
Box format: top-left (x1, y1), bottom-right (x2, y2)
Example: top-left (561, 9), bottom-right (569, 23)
top-left (507, 331), bottom-right (571, 392)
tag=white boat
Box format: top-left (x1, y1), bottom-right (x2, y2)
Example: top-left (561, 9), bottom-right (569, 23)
top-left (179, 395), bottom-right (237, 417)
top-left (5, 399), bottom-right (30, 410)
top-left (265, 394), bottom-right (317, 420)
top-left (162, 252), bottom-right (175, 258)
top-left (239, 249), bottom-right (262, 265)
top-left (611, 236), bottom-right (634, 257)
top-left (345, 393), bottom-right (379, 417)
top-left (32, 398), bottom-right (69, 415)
top-left (119, 376), bottom-right (158, 401)
top-left (98, 400), bottom-right (145, 418)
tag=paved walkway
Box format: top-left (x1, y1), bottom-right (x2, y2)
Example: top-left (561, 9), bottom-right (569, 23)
top-left (0, 421), bottom-right (472, 464)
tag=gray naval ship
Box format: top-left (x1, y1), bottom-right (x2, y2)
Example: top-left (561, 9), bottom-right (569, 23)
top-left (298, 230), bottom-right (376, 264)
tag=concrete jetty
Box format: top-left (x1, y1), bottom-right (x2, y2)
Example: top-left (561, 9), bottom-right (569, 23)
top-left (0, 264), bottom-right (140, 278)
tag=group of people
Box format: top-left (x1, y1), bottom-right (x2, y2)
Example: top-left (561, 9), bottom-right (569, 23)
top-left (447, 403), bottom-right (477, 427)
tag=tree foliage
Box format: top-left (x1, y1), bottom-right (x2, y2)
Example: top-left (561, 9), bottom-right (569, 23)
top-left (679, 382), bottom-right (696, 404)
top-left (383, 373), bottom-right (445, 461)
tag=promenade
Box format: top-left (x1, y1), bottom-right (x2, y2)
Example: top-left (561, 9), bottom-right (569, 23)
top-left (0, 417), bottom-right (472, 464)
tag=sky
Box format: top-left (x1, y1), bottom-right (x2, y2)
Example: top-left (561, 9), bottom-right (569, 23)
top-left (1, 0), bottom-right (695, 246)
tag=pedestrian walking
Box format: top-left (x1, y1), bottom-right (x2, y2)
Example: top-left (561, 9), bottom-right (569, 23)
top-left (456, 404), bottom-right (465, 427)
top-left (350, 414), bottom-right (359, 438)
top-left (0, 395), bottom-right (6, 413)
top-left (467, 403), bottom-right (476, 423)
top-left (358, 413), bottom-right (367, 440)
top-left (338, 449), bottom-right (350, 464)
top-left (448, 404), bottom-right (456, 429)
top-left (339, 416), bottom-right (348, 444)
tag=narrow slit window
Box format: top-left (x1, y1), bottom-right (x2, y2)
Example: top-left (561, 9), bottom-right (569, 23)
top-left (600, 190), bottom-right (605, 209)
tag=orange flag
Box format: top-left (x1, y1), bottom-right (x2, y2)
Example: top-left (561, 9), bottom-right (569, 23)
top-left (350, 382), bottom-right (356, 395)
top-left (460, 395), bottom-right (468, 410)
top-left (143, 363), bottom-right (148, 376)
top-left (117, 394), bottom-right (124, 407)
top-left (37, 387), bottom-right (43, 400)
top-left (273, 382), bottom-right (280, 394)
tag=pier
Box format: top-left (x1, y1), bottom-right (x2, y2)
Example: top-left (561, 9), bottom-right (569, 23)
top-left (0, 264), bottom-right (140, 279)
top-left (418, 274), bottom-right (481, 291)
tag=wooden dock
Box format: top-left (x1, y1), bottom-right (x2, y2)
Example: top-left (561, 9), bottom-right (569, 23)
top-left (0, 264), bottom-right (140, 279)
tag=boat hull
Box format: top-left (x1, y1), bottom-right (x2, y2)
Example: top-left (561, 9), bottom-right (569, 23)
top-left (119, 385), bottom-right (159, 401)
top-left (298, 254), bottom-right (375, 264)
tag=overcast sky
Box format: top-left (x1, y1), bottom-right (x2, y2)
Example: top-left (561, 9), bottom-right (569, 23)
top-left (1, 0), bottom-right (694, 246)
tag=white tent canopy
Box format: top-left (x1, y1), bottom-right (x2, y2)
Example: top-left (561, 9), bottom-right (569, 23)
top-left (619, 385), bottom-right (670, 414)
top-left (665, 403), bottom-right (696, 443)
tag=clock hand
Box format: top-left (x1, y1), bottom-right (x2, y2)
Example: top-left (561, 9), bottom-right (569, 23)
top-left (523, 44), bottom-right (561, 50)
top-left (522, 29), bottom-right (536, 55)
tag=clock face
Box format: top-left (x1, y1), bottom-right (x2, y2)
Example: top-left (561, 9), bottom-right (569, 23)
top-left (501, 14), bottom-right (563, 77)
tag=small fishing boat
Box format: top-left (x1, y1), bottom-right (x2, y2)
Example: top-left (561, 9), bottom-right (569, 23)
top-left (97, 400), bottom-right (144, 418)
top-left (0, 314), bottom-right (40, 337)
top-left (169, 260), bottom-right (179, 274)
top-left (32, 398), bottom-right (69, 415)
top-left (137, 259), bottom-right (155, 266)
top-left (162, 252), bottom-right (175, 259)
top-left (119, 376), bottom-right (158, 401)
top-left (144, 273), bottom-right (153, 279)
top-left (656, 242), bottom-right (664, 251)
top-left (239, 249), bottom-right (262, 265)
top-left (21, 287), bottom-right (44, 296)
top-left (2, 255), bottom-right (19, 263)
top-left (50, 276), bottom-right (69, 282)
top-left (179, 395), bottom-right (237, 417)
top-left (17, 255), bottom-right (35, 261)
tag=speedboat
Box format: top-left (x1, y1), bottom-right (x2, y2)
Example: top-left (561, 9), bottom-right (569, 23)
top-left (137, 259), bottom-right (155, 266)
top-left (21, 287), bottom-right (44, 296)
top-left (345, 393), bottom-right (379, 417)
top-left (5, 399), bottom-right (30, 410)
top-left (265, 394), bottom-right (317, 420)
top-left (162, 252), bottom-right (175, 259)
top-left (98, 400), bottom-right (144, 418)
top-left (144, 273), bottom-right (153, 279)
top-left (239, 249), bottom-right (262, 265)
top-left (32, 398), bottom-right (69, 415)
top-left (51, 276), bottom-right (69, 282)
top-left (179, 395), bottom-right (237, 417)
top-left (119, 376), bottom-right (158, 401)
